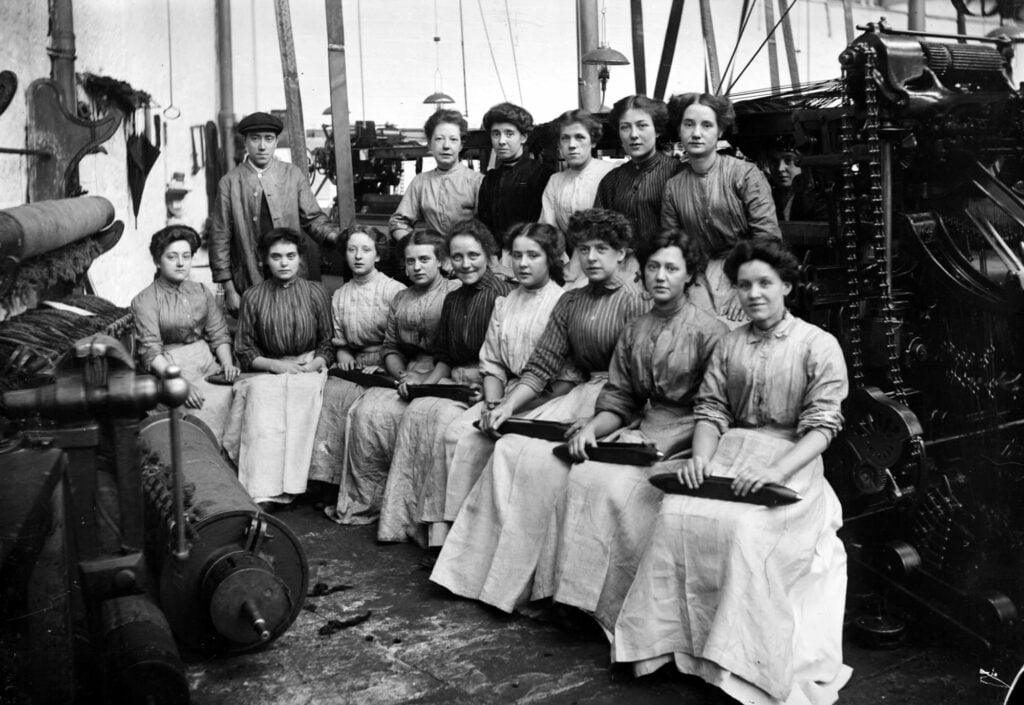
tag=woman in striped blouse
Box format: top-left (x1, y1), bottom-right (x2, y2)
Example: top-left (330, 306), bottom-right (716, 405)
top-left (331, 230), bottom-right (460, 524)
top-left (376, 219), bottom-right (513, 546)
top-left (594, 95), bottom-right (682, 273)
top-left (222, 228), bottom-right (334, 510)
top-left (430, 208), bottom-right (648, 613)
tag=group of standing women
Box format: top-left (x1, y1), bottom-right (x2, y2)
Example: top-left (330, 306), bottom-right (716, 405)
top-left (131, 90), bottom-right (850, 705)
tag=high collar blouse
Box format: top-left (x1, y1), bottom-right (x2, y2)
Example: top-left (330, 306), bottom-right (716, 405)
top-left (330, 270), bottom-right (407, 361)
top-left (131, 277), bottom-right (231, 370)
top-left (660, 153), bottom-right (781, 258)
top-left (234, 277), bottom-right (334, 370)
top-left (381, 275), bottom-right (461, 364)
top-left (478, 279), bottom-right (567, 385)
top-left (433, 269), bottom-right (515, 369)
top-left (477, 154), bottom-right (554, 238)
top-left (517, 274), bottom-right (649, 395)
top-left (594, 151), bottom-right (683, 250)
top-left (540, 158), bottom-right (617, 234)
top-left (694, 312), bottom-right (848, 443)
top-left (596, 299), bottom-right (727, 423)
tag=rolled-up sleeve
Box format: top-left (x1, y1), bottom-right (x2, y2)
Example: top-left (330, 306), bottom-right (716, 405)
top-left (388, 178), bottom-right (422, 241)
top-left (796, 332), bottom-right (848, 443)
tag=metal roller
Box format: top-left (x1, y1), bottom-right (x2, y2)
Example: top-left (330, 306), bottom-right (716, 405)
top-left (0, 196), bottom-right (115, 261)
top-left (138, 414), bottom-right (308, 654)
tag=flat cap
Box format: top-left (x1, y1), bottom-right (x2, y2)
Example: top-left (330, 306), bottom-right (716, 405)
top-left (237, 111), bottom-right (283, 135)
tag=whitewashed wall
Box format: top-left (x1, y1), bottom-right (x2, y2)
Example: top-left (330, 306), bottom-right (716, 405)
top-left (0, 0), bottom-right (1009, 306)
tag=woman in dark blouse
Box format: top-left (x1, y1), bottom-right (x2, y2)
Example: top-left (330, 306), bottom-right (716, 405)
top-left (222, 228), bottom-right (334, 509)
top-left (594, 95), bottom-right (682, 272)
top-left (377, 219), bottom-right (513, 546)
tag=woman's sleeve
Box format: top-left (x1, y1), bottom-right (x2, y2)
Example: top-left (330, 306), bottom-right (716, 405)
top-left (517, 294), bottom-right (574, 395)
top-left (388, 176), bottom-right (422, 241)
top-left (740, 164), bottom-right (782, 241)
top-left (478, 297), bottom-right (508, 384)
top-left (693, 341), bottom-right (733, 434)
top-left (312, 284), bottom-right (335, 363)
top-left (594, 325), bottom-right (641, 422)
top-left (380, 295), bottom-right (405, 364)
top-left (797, 331), bottom-right (849, 443)
top-left (539, 180), bottom-right (558, 226)
top-left (233, 291), bottom-right (262, 371)
top-left (660, 179), bottom-right (681, 230)
top-left (131, 292), bottom-right (164, 370)
top-left (432, 292), bottom-right (459, 368)
top-left (202, 287), bottom-right (232, 350)
top-left (330, 288), bottom-right (348, 347)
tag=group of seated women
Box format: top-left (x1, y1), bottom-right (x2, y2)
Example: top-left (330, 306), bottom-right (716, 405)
top-left (130, 89), bottom-right (850, 705)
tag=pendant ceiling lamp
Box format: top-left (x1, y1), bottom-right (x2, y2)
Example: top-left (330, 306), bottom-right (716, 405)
top-left (582, 0), bottom-right (630, 105)
top-left (423, 0), bottom-right (455, 109)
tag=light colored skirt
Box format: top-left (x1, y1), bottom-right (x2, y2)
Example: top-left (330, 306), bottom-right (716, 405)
top-left (442, 381), bottom-right (561, 525)
top-left (329, 355), bottom-right (434, 524)
top-left (221, 351), bottom-right (327, 502)
top-left (377, 367), bottom-right (479, 546)
top-left (697, 258), bottom-right (747, 330)
top-left (430, 375), bottom-right (607, 612)
top-left (552, 403), bottom-right (695, 634)
top-left (158, 340), bottom-right (233, 443)
top-left (613, 427), bottom-right (850, 705)
top-left (307, 377), bottom-right (368, 484)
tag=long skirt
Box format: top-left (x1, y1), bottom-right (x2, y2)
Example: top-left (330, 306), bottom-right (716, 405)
top-left (221, 352), bottom-right (327, 503)
top-left (330, 355), bottom-right (434, 524)
top-left (307, 378), bottom-right (367, 484)
top-left (552, 403), bottom-right (695, 634)
top-left (159, 340), bottom-right (233, 442)
top-left (613, 427), bottom-right (850, 705)
top-left (377, 367), bottom-right (479, 546)
top-left (697, 258), bottom-right (747, 330)
top-left (430, 375), bottom-right (607, 612)
top-left (442, 381), bottom-right (561, 525)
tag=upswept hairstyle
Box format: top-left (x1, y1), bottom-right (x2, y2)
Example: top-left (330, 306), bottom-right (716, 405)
top-left (553, 109), bottom-right (603, 143)
top-left (723, 238), bottom-right (800, 286)
top-left (608, 95), bottom-right (670, 145)
top-left (447, 218), bottom-right (499, 259)
top-left (667, 93), bottom-right (736, 138)
top-left (399, 229), bottom-right (449, 262)
top-left (482, 102), bottom-right (535, 136)
top-left (637, 229), bottom-right (708, 286)
top-left (258, 227), bottom-right (306, 260)
top-left (566, 208), bottom-right (633, 252)
top-left (149, 225), bottom-right (200, 261)
top-left (424, 109), bottom-right (469, 140)
top-left (504, 221), bottom-right (566, 285)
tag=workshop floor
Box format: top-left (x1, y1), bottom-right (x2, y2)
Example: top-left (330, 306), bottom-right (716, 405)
top-left (185, 501), bottom-right (1014, 705)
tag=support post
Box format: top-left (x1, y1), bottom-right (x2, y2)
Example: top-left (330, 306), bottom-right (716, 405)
top-left (764, 0), bottom-right (781, 95)
top-left (777, 0), bottom-right (800, 92)
top-left (273, 0), bottom-right (309, 176)
top-left (216, 0), bottom-right (235, 171)
top-left (653, 0), bottom-right (685, 102)
top-left (630, 0), bottom-right (647, 96)
top-left (698, 0), bottom-right (721, 94)
top-left (843, 0), bottom-right (855, 45)
top-left (577, 0), bottom-right (601, 111)
top-left (325, 0), bottom-right (357, 231)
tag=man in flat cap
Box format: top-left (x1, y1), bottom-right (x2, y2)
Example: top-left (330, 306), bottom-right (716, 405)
top-left (211, 111), bottom-right (341, 314)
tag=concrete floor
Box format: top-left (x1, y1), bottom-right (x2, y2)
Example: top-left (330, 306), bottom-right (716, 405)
top-left (186, 502), bottom-right (1015, 705)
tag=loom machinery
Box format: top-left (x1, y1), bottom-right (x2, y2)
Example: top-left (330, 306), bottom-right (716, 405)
top-left (0, 199), bottom-right (309, 704)
top-left (732, 19), bottom-right (1024, 652)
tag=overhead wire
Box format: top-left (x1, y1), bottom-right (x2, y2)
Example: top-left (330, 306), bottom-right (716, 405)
top-left (716, 0), bottom-right (759, 94)
top-left (504, 0), bottom-right (524, 105)
top-left (725, 0), bottom-right (800, 95)
top-left (477, 0), bottom-right (508, 101)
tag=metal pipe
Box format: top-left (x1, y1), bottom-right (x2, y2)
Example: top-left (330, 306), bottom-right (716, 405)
top-left (166, 372), bottom-right (189, 562)
top-left (907, 0), bottom-right (926, 32)
top-left (653, 0), bottom-right (685, 102)
top-left (925, 417), bottom-right (1024, 449)
top-left (216, 0), bottom-right (235, 170)
top-left (48, 0), bottom-right (76, 111)
top-left (699, 0), bottom-right (721, 93)
top-left (764, 0), bottom-right (780, 95)
top-left (577, 0), bottom-right (601, 111)
top-left (630, 0), bottom-right (646, 96)
top-left (880, 140), bottom-right (893, 291)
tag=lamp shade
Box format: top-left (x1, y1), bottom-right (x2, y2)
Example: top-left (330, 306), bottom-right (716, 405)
top-left (423, 91), bottom-right (455, 105)
top-left (582, 46), bottom-right (630, 66)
